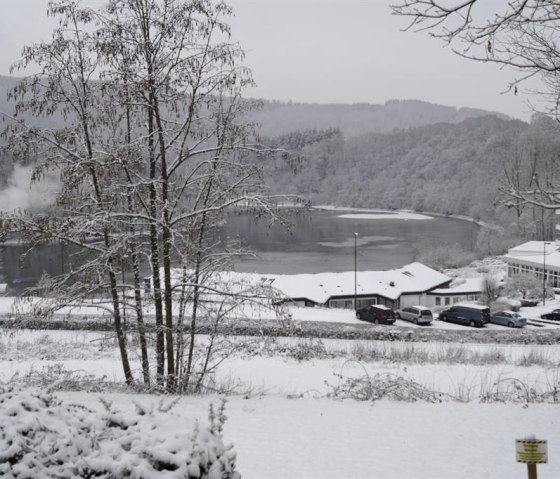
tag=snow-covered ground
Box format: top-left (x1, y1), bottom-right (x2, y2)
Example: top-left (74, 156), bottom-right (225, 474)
top-left (3, 292), bottom-right (560, 331)
top-left (1, 326), bottom-right (559, 478)
top-left (54, 391), bottom-right (559, 479)
top-left (2, 268), bottom-right (560, 478)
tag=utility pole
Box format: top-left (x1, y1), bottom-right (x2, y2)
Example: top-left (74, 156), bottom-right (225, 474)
top-left (543, 242), bottom-right (550, 305)
top-left (354, 232), bottom-right (358, 310)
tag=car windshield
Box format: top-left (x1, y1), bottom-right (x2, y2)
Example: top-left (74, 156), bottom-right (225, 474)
top-left (421, 311), bottom-right (432, 316)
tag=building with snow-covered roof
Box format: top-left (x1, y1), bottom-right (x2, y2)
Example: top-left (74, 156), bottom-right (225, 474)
top-left (425, 277), bottom-right (484, 310)
top-left (150, 262), bottom-right (487, 311)
top-left (504, 241), bottom-right (560, 289)
top-left (267, 262), bottom-right (451, 309)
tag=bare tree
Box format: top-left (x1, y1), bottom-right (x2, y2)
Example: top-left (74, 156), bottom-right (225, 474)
top-left (481, 273), bottom-right (501, 306)
top-left (2, 0), bottom-right (297, 391)
top-left (392, 0), bottom-right (560, 212)
top-left (391, 2), bottom-right (560, 108)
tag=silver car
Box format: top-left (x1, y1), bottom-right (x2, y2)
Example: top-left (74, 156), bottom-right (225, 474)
top-left (489, 311), bottom-right (527, 328)
top-left (395, 306), bottom-right (433, 325)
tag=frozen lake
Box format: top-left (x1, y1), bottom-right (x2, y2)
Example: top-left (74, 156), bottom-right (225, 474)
top-left (223, 208), bottom-right (480, 273)
top-left (1, 208), bottom-right (480, 285)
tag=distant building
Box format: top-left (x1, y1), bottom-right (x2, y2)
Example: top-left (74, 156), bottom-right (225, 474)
top-left (425, 277), bottom-right (483, 309)
top-left (504, 241), bottom-right (560, 288)
top-left (266, 262), bottom-right (452, 309)
top-left (149, 262), bottom-right (489, 310)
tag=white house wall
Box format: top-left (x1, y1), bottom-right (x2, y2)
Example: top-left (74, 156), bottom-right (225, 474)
top-left (399, 293), bottom-right (424, 308)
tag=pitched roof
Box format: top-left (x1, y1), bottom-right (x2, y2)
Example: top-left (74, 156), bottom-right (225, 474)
top-left (429, 277), bottom-right (484, 295)
top-left (165, 262), bottom-right (450, 305)
top-left (262, 262), bottom-right (450, 304)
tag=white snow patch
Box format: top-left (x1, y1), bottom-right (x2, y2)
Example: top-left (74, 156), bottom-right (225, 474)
top-left (338, 212), bottom-right (432, 220)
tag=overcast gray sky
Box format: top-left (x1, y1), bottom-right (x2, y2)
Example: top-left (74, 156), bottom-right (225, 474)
top-left (0, 0), bottom-right (537, 121)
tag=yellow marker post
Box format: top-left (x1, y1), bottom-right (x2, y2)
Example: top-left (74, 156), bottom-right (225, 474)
top-left (516, 438), bottom-right (547, 479)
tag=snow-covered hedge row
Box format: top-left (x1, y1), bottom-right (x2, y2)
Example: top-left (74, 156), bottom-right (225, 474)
top-left (0, 385), bottom-right (240, 478)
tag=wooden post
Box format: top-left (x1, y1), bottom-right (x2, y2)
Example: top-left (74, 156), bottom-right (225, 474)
top-left (516, 438), bottom-right (546, 478)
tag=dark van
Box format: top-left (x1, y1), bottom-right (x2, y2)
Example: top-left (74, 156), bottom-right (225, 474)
top-left (438, 304), bottom-right (490, 328)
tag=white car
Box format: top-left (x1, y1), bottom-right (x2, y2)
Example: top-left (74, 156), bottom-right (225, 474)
top-left (395, 306), bottom-right (433, 325)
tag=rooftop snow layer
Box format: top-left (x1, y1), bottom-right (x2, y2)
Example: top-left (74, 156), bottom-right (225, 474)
top-left (263, 262), bottom-right (450, 304)
top-left (505, 241), bottom-right (560, 269)
top-left (429, 277), bottom-right (484, 295)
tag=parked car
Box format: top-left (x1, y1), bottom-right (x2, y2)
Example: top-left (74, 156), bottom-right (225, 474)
top-left (356, 305), bottom-right (396, 325)
top-left (395, 305), bottom-right (433, 325)
top-left (541, 309), bottom-right (560, 321)
top-left (438, 304), bottom-right (490, 328)
top-left (489, 311), bottom-right (527, 328)
top-left (520, 299), bottom-right (539, 307)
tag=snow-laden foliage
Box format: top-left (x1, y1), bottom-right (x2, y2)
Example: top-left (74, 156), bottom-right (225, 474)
top-left (328, 371), bottom-right (444, 403)
top-left (0, 385), bottom-right (239, 478)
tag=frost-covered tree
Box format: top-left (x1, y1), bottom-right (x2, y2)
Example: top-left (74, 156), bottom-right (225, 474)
top-left (503, 272), bottom-right (549, 300)
top-left (480, 273), bottom-right (501, 306)
top-left (1, 0), bottom-right (294, 391)
top-left (392, 1), bottom-right (560, 213)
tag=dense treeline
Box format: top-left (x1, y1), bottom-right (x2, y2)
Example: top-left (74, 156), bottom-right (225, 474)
top-left (264, 116), bottom-right (524, 217)
top-left (262, 115), bottom-right (560, 253)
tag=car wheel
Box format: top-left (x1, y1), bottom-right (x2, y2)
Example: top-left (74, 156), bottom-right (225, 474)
top-left (508, 321), bottom-right (514, 328)
top-left (374, 318), bottom-right (379, 325)
top-left (413, 318), bottom-right (418, 325)
top-left (356, 312), bottom-right (362, 320)
top-left (395, 313), bottom-right (401, 319)
top-left (469, 320), bottom-right (476, 327)
top-left (441, 315), bottom-right (448, 322)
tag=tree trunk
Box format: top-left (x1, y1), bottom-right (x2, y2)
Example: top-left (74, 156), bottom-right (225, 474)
top-left (107, 254), bottom-right (134, 385)
top-left (147, 98), bottom-right (165, 385)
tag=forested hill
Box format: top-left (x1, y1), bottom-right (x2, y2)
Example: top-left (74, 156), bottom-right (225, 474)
top-left (263, 115), bottom-right (529, 221)
top-left (250, 99), bottom-right (508, 137)
top-left (0, 75), bottom-right (506, 137)
top-left (0, 74), bottom-right (526, 225)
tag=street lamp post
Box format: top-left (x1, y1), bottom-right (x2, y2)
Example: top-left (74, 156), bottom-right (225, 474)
top-left (354, 232), bottom-right (358, 310)
top-left (543, 242), bottom-right (551, 305)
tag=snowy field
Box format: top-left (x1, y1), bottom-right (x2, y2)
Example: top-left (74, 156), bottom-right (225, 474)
top-left (54, 392), bottom-right (560, 479)
top-left (1, 324), bottom-right (560, 478)
top-left (1, 289), bottom-right (560, 477)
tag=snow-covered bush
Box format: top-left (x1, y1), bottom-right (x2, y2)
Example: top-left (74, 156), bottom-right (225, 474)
top-left (491, 297), bottom-right (522, 312)
top-left (0, 385), bottom-right (240, 478)
top-left (502, 273), bottom-right (553, 301)
top-left (328, 372), bottom-right (444, 403)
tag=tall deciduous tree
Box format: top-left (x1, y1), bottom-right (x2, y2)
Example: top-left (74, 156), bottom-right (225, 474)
top-left (2, 0), bottom-right (294, 391)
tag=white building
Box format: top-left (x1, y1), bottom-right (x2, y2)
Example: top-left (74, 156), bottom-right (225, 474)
top-left (265, 262), bottom-right (452, 309)
top-left (153, 262), bottom-right (488, 310)
top-left (504, 241), bottom-right (560, 288)
top-left (425, 277), bottom-right (483, 310)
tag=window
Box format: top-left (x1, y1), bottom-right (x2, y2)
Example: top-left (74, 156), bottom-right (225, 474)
top-left (453, 296), bottom-right (460, 304)
top-left (445, 297), bottom-right (450, 305)
top-left (435, 297), bottom-right (441, 306)
top-left (357, 298), bottom-right (377, 309)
